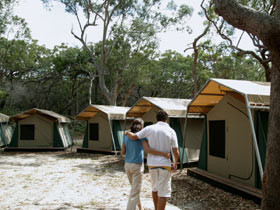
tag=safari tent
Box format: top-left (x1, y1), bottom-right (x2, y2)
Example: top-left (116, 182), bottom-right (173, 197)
top-left (185, 78), bottom-right (270, 193)
top-left (5, 108), bottom-right (73, 150)
top-left (0, 113), bottom-right (12, 147)
top-left (76, 105), bottom-right (130, 154)
top-left (126, 97), bottom-right (204, 164)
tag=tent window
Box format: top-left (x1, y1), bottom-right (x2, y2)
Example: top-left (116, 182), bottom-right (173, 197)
top-left (20, 124), bottom-right (35, 140)
top-left (144, 122), bottom-right (153, 127)
top-left (209, 120), bottom-right (225, 158)
top-left (89, 123), bottom-right (99, 141)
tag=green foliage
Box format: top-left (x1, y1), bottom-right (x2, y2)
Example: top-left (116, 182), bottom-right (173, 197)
top-left (198, 42), bottom-right (265, 81)
top-left (42, 0), bottom-right (194, 105)
top-left (0, 0), bottom-right (268, 116)
top-left (0, 0), bottom-right (15, 35)
top-left (0, 0), bottom-right (31, 40)
top-left (132, 50), bottom-right (194, 100)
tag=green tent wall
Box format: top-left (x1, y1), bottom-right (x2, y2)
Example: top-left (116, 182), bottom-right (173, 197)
top-left (170, 118), bottom-right (188, 163)
top-left (255, 111), bottom-right (269, 189)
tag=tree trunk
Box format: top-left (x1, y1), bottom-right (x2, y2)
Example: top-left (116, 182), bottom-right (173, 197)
top-left (212, 1), bottom-right (280, 208)
top-left (261, 51), bottom-right (280, 210)
top-left (88, 76), bottom-right (95, 105)
top-left (192, 46), bottom-right (199, 95)
top-left (191, 23), bottom-right (210, 96)
top-left (122, 84), bottom-right (135, 107)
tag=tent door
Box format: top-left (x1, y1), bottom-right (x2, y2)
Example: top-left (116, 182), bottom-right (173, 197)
top-left (170, 118), bottom-right (188, 164)
top-left (207, 120), bottom-right (229, 177)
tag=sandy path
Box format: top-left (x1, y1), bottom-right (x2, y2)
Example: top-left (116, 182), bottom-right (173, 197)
top-left (0, 150), bottom-right (260, 210)
top-left (0, 151), bottom-right (180, 210)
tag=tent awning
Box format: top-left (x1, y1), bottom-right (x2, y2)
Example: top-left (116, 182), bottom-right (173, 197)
top-left (9, 108), bottom-right (71, 123)
top-left (76, 105), bottom-right (130, 120)
top-left (127, 97), bottom-right (200, 118)
top-left (188, 78), bottom-right (270, 114)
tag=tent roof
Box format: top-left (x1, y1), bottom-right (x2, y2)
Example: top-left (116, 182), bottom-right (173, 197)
top-left (126, 97), bottom-right (192, 118)
top-left (77, 105), bottom-right (130, 120)
top-left (9, 108), bottom-right (71, 123)
top-left (0, 113), bottom-right (9, 123)
top-left (188, 78), bottom-right (270, 114)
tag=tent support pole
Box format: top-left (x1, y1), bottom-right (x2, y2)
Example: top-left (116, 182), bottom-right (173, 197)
top-left (108, 116), bottom-right (117, 156)
top-left (245, 96), bottom-right (263, 180)
top-left (123, 116), bottom-right (127, 137)
top-left (180, 108), bottom-right (189, 171)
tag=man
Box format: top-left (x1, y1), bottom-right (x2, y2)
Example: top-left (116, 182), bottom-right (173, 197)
top-left (126, 110), bottom-right (179, 210)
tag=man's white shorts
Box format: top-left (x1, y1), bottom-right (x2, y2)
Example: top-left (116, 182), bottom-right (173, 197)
top-left (149, 167), bottom-right (171, 197)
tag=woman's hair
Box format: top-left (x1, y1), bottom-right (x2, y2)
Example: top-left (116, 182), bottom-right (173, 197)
top-left (130, 118), bottom-right (144, 133)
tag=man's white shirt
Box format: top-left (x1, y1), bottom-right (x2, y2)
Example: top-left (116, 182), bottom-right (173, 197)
top-left (136, 121), bottom-right (178, 167)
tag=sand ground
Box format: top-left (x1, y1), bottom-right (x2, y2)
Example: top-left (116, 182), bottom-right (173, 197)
top-left (0, 149), bottom-right (260, 210)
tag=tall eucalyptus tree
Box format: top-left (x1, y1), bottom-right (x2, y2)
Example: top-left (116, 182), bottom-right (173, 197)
top-left (42, 0), bottom-right (192, 105)
top-left (211, 1), bottom-right (280, 209)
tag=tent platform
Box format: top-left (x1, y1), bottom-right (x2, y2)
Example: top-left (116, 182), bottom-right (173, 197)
top-left (187, 168), bottom-right (262, 203)
top-left (4, 147), bottom-right (68, 152)
top-left (76, 147), bottom-right (120, 155)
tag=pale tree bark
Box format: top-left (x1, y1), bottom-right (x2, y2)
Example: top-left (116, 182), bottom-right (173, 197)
top-left (88, 76), bottom-right (95, 105)
top-left (213, 0), bottom-right (280, 209)
top-left (71, 0), bottom-right (124, 105)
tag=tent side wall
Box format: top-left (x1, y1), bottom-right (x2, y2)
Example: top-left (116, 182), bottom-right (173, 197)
top-left (255, 111), bottom-right (268, 189)
top-left (184, 118), bottom-right (205, 162)
top-left (0, 123), bottom-right (6, 146)
top-left (141, 106), bottom-right (159, 124)
top-left (2, 124), bottom-right (12, 146)
top-left (18, 114), bottom-right (53, 148)
top-left (54, 123), bottom-right (72, 148)
top-left (0, 123), bottom-right (11, 146)
top-left (53, 123), bottom-right (64, 147)
top-left (82, 123), bottom-right (89, 148)
top-left (8, 123), bottom-right (19, 147)
top-left (113, 120), bottom-right (131, 151)
top-left (198, 117), bottom-right (208, 170)
top-left (207, 94), bottom-right (256, 187)
top-left (169, 116), bottom-right (204, 164)
top-left (87, 112), bottom-right (112, 151)
top-left (113, 120), bottom-right (122, 151)
top-left (170, 118), bottom-right (187, 163)
top-left (62, 124), bottom-right (73, 146)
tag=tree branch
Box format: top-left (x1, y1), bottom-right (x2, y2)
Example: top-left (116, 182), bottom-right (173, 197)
top-left (213, 0), bottom-right (280, 48)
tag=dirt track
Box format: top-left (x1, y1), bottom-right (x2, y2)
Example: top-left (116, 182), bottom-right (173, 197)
top-left (0, 150), bottom-right (260, 210)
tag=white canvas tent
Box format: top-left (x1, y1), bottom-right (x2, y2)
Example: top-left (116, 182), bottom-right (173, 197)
top-left (0, 113), bottom-right (12, 147)
top-left (126, 97), bottom-right (204, 164)
top-left (184, 78), bottom-right (270, 190)
top-left (6, 108), bottom-right (72, 150)
top-left (76, 105), bottom-right (130, 154)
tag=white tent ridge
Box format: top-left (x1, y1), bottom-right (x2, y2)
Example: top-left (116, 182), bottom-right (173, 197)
top-left (127, 97), bottom-right (194, 118)
top-left (9, 108), bottom-right (71, 123)
top-left (77, 105), bottom-right (130, 120)
top-left (189, 78), bottom-right (270, 114)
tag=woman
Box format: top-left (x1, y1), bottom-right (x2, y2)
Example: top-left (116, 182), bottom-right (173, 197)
top-left (121, 118), bottom-right (170, 210)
